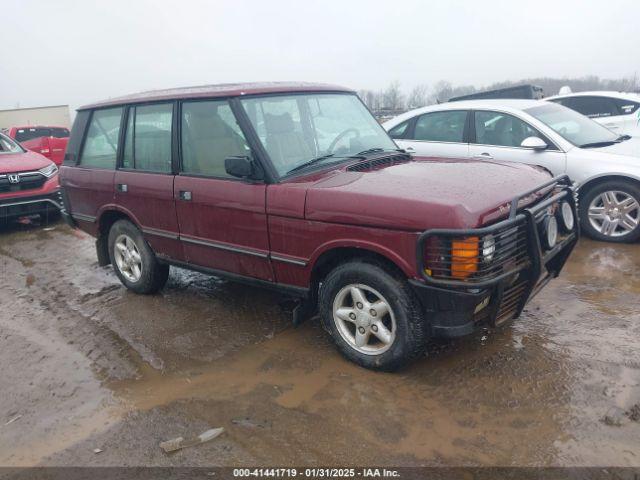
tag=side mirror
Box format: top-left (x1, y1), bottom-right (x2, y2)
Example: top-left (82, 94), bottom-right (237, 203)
top-left (520, 136), bottom-right (548, 151)
top-left (225, 156), bottom-right (255, 179)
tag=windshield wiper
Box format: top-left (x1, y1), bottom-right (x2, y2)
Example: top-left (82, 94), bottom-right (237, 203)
top-left (580, 140), bottom-right (619, 148)
top-left (581, 134), bottom-right (631, 149)
top-left (286, 154), bottom-right (335, 174)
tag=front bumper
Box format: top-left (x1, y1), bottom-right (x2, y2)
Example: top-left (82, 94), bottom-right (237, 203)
top-left (0, 189), bottom-right (63, 220)
top-left (411, 175), bottom-right (579, 338)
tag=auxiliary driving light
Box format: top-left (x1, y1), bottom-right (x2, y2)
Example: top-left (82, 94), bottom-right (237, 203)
top-left (541, 215), bottom-right (558, 250)
top-left (559, 201), bottom-right (575, 232)
top-left (482, 235), bottom-right (496, 262)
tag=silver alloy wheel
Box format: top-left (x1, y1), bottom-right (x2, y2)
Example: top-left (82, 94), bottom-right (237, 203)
top-left (332, 284), bottom-right (396, 355)
top-left (588, 190), bottom-right (640, 237)
top-left (113, 234), bottom-right (143, 283)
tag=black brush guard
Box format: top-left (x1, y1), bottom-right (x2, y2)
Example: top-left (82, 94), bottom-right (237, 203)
top-left (410, 175), bottom-right (579, 336)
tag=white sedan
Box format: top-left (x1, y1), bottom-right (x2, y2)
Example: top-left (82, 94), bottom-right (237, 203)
top-left (546, 91), bottom-right (640, 136)
top-left (384, 100), bottom-right (640, 243)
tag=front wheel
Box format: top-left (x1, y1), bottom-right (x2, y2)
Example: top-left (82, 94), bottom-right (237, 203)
top-left (580, 180), bottom-right (640, 243)
top-left (319, 260), bottom-right (428, 371)
top-left (108, 219), bottom-right (169, 294)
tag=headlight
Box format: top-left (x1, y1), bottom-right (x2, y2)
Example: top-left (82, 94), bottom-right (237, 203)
top-left (541, 216), bottom-right (558, 250)
top-left (559, 201), bottom-right (574, 231)
top-left (39, 163), bottom-right (58, 178)
top-left (482, 235), bottom-right (496, 262)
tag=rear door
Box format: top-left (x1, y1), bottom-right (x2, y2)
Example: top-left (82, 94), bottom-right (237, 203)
top-left (61, 108), bottom-right (122, 227)
top-left (468, 110), bottom-right (567, 175)
top-left (114, 103), bottom-right (183, 260)
top-left (174, 98), bottom-right (273, 281)
top-left (393, 110), bottom-right (469, 158)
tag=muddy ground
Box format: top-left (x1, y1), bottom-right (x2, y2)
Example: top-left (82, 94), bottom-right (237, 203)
top-left (0, 218), bottom-right (638, 467)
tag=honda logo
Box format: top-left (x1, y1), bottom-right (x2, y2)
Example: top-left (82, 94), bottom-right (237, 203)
top-left (7, 174), bottom-right (20, 184)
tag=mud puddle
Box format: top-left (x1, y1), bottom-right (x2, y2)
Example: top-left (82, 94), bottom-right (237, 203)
top-left (0, 219), bottom-right (638, 466)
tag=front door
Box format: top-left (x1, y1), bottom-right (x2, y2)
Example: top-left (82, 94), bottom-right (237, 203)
top-left (174, 99), bottom-right (273, 281)
top-left (114, 103), bottom-right (182, 260)
top-left (469, 110), bottom-right (567, 176)
top-left (394, 110), bottom-right (469, 158)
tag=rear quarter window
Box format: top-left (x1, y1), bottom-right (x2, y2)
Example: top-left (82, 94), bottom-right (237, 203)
top-left (612, 98), bottom-right (640, 115)
top-left (80, 108), bottom-right (123, 169)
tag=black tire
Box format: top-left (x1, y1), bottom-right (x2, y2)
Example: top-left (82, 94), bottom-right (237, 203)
top-left (579, 180), bottom-right (640, 243)
top-left (318, 259), bottom-right (428, 371)
top-left (107, 219), bottom-right (169, 294)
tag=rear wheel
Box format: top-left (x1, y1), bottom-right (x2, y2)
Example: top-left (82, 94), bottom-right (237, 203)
top-left (580, 180), bottom-right (640, 243)
top-left (108, 219), bottom-right (169, 294)
top-left (319, 260), bottom-right (428, 371)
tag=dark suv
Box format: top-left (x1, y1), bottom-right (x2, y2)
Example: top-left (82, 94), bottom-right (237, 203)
top-left (60, 82), bottom-right (578, 370)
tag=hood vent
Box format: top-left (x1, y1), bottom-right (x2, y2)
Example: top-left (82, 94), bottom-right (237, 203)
top-left (346, 153), bottom-right (412, 172)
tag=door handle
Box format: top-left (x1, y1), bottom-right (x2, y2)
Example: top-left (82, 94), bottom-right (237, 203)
top-left (404, 146), bottom-right (415, 152)
top-left (473, 153), bottom-right (493, 160)
top-left (117, 183), bottom-right (128, 193)
top-left (179, 190), bottom-right (192, 201)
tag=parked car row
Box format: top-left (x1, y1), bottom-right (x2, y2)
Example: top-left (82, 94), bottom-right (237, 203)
top-left (55, 82), bottom-right (579, 370)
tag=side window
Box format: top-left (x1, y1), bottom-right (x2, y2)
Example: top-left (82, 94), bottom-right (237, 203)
top-left (122, 103), bottom-right (173, 173)
top-left (181, 100), bottom-right (250, 177)
top-left (475, 111), bottom-right (540, 148)
top-left (566, 96), bottom-right (618, 118)
top-left (411, 111), bottom-right (467, 142)
top-left (612, 98), bottom-right (640, 115)
top-left (50, 127), bottom-right (69, 138)
top-left (80, 107), bottom-right (123, 169)
top-left (388, 121), bottom-right (409, 139)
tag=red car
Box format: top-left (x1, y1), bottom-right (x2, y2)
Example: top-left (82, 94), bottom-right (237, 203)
top-left (0, 131), bottom-right (62, 224)
top-left (5, 125), bottom-right (70, 166)
top-left (60, 82), bottom-right (578, 370)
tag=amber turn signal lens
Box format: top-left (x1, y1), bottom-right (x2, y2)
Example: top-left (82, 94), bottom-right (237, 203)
top-left (451, 237), bottom-right (479, 279)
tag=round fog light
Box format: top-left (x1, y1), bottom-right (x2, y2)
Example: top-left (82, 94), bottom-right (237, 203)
top-left (560, 201), bottom-right (574, 231)
top-left (542, 216), bottom-right (558, 250)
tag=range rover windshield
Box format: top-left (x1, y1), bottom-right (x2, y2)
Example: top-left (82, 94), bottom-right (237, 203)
top-left (240, 93), bottom-right (397, 176)
top-left (525, 103), bottom-right (621, 148)
top-left (0, 132), bottom-right (23, 154)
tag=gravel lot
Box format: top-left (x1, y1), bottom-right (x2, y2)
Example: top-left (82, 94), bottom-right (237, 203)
top-left (0, 218), bottom-right (638, 467)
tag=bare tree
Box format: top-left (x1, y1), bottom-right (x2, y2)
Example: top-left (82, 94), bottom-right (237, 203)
top-left (382, 81), bottom-right (404, 111)
top-left (407, 84), bottom-right (428, 109)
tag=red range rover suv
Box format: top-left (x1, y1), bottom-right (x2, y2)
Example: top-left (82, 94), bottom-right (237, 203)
top-left (0, 131), bottom-right (62, 224)
top-left (60, 82), bottom-right (579, 370)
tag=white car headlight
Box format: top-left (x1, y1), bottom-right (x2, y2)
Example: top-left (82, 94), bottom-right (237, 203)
top-left (482, 235), bottom-right (496, 261)
top-left (39, 163), bottom-right (58, 178)
top-left (559, 201), bottom-right (575, 231)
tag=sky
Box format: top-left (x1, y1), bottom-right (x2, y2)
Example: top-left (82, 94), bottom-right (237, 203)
top-left (1, 0), bottom-right (639, 112)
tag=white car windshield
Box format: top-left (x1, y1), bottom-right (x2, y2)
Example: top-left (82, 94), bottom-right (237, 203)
top-left (240, 93), bottom-right (397, 176)
top-left (525, 103), bottom-right (621, 148)
top-left (0, 132), bottom-right (23, 154)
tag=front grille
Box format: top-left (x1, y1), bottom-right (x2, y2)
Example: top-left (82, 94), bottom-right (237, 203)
top-left (346, 153), bottom-right (411, 172)
top-left (0, 172), bottom-right (46, 193)
top-left (495, 279), bottom-right (528, 325)
top-left (426, 219), bottom-right (530, 283)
